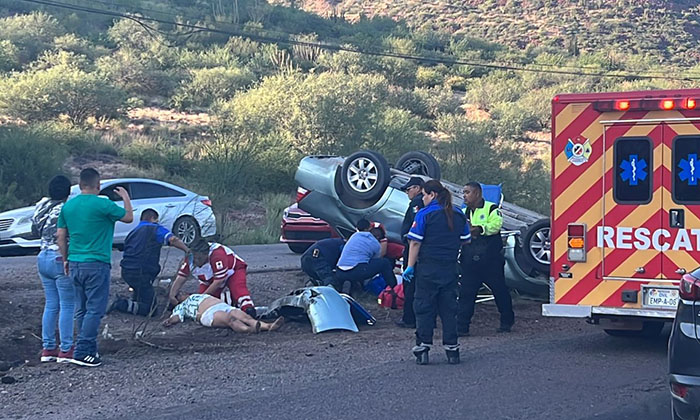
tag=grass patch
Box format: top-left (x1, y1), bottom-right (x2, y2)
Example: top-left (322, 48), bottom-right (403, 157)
top-left (216, 193), bottom-right (290, 246)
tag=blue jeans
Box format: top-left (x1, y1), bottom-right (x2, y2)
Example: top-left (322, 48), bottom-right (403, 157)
top-left (70, 261), bottom-right (111, 358)
top-left (38, 249), bottom-right (75, 352)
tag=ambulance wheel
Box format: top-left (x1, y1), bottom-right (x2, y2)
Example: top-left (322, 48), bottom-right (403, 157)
top-left (604, 321), bottom-right (664, 338)
top-left (522, 219), bottom-right (550, 274)
top-left (339, 150), bottom-right (391, 205)
top-left (395, 151), bottom-right (441, 180)
top-left (288, 243), bottom-right (310, 254)
top-left (173, 216), bottom-right (201, 246)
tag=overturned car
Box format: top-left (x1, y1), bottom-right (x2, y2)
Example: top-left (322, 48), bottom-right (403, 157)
top-left (293, 150), bottom-right (551, 298)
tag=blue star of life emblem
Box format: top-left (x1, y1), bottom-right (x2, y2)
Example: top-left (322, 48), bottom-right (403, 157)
top-left (679, 154), bottom-right (698, 186)
top-left (620, 154), bottom-right (647, 186)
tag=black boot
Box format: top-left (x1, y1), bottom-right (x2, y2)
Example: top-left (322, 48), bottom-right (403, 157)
top-left (445, 347), bottom-right (460, 365)
top-left (412, 344), bottom-right (430, 365)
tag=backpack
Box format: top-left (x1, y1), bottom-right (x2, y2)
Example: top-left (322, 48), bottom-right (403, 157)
top-left (378, 284), bottom-right (404, 310)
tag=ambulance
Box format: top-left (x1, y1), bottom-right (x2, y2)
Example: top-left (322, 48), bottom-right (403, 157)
top-left (542, 89), bottom-right (700, 335)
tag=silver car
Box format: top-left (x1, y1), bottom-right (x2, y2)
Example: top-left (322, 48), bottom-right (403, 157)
top-left (0, 178), bottom-right (216, 255)
top-left (294, 150), bottom-right (550, 297)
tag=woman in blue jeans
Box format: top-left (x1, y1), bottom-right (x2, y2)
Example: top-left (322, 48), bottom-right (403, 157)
top-left (32, 175), bottom-right (74, 363)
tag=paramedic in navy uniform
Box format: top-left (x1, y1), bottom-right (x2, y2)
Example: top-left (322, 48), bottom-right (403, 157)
top-left (403, 180), bottom-right (471, 365)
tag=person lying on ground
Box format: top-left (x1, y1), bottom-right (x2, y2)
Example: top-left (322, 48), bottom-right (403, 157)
top-left (164, 292), bottom-right (284, 333)
top-left (168, 238), bottom-right (256, 317)
top-left (109, 208), bottom-right (190, 317)
top-left (333, 219), bottom-right (396, 293)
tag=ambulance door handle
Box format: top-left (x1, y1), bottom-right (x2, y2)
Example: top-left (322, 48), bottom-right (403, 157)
top-left (635, 267), bottom-right (645, 274)
top-left (676, 268), bottom-right (687, 275)
top-left (670, 209), bottom-right (685, 228)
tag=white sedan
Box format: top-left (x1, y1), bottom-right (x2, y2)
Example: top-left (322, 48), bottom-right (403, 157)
top-left (0, 178), bottom-right (216, 255)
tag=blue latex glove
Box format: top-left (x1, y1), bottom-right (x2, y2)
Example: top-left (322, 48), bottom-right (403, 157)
top-left (402, 266), bottom-right (415, 283)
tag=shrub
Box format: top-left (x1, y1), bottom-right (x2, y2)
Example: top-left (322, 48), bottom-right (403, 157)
top-left (415, 66), bottom-right (445, 87)
top-left (0, 124), bottom-right (68, 211)
top-left (0, 12), bottom-right (65, 63)
top-left (171, 66), bottom-right (255, 109)
top-left (217, 193), bottom-right (291, 245)
top-left (120, 137), bottom-right (190, 176)
top-left (0, 40), bottom-right (20, 72)
top-left (0, 64), bottom-right (125, 123)
top-left (413, 85), bottom-right (462, 119)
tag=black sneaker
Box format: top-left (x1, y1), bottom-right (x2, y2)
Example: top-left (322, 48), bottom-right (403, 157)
top-left (446, 349), bottom-right (460, 365)
top-left (70, 354), bottom-right (102, 367)
top-left (412, 344), bottom-right (430, 365)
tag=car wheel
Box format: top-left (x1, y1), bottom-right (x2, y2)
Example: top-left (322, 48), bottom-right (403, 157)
top-left (288, 243), bottom-right (310, 254)
top-left (521, 218), bottom-right (550, 274)
top-left (604, 321), bottom-right (665, 338)
top-left (395, 151), bottom-right (441, 180)
top-left (173, 216), bottom-right (201, 247)
top-left (339, 150), bottom-right (391, 203)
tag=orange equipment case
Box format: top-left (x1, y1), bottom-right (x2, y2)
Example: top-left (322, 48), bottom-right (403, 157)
top-left (542, 89), bottom-right (700, 328)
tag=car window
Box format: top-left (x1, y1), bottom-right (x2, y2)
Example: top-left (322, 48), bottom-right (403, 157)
top-left (672, 136), bottom-right (700, 204)
top-left (99, 183), bottom-right (130, 202)
top-left (613, 137), bottom-right (652, 205)
top-left (130, 182), bottom-right (186, 200)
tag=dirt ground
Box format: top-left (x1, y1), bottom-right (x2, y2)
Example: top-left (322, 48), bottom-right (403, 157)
top-left (0, 261), bottom-right (581, 420)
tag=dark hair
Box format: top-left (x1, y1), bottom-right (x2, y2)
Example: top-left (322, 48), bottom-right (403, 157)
top-left (356, 219), bottom-right (371, 231)
top-left (370, 227), bottom-right (385, 240)
top-left (48, 175), bottom-right (71, 201)
top-left (464, 182), bottom-right (481, 192)
top-left (141, 208), bottom-right (159, 221)
top-left (79, 168), bottom-right (100, 189)
top-left (190, 237), bottom-right (210, 254)
top-left (423, 179), bottom-right (454, 231)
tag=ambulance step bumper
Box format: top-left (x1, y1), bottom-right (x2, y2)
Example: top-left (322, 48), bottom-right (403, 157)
top-left (543, 304), bottom-right (677, 319)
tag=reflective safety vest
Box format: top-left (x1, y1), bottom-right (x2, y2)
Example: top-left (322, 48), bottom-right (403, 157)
top-left (465, 200), bottom-right (502, 236)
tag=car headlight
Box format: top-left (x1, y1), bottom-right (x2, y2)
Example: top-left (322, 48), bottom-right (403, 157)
top-left (283, 209), bottom-right (289, 218)
top-left (17, 216), bottom-right (32, 225)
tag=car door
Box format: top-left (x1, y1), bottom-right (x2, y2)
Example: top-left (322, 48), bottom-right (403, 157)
top-left (129, 181), bottom-right (188, 233)
top-left (98, 181), bottom-right (136, 244)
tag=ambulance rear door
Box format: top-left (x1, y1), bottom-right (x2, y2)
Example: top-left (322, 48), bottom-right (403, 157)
top-left (601, 123), bottom-right (664, 282)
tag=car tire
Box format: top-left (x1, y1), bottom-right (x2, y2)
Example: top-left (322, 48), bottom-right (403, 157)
top-left (288, 243), bottom-right (310, 254)
top-left (173, 216), bottom-right (201, 247)
top-left (604, 321), bottom-right (665, 338)
top-left (521, 218), bottom-right (550, 274)
top-left (395, 151), bottom-right (441, 180)
top-left (339, 150), bottom-right (391, 204)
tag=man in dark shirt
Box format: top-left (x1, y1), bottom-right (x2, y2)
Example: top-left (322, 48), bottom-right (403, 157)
top-left (109, 209), bottom-right (190, 316)
top-left (300, 238), bottom-right (345, 286)
top-left (396, 177), bottom-right (424, 328)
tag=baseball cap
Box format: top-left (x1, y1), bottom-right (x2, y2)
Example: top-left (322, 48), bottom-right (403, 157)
top-left (402, 177), bottom-right (424, 191)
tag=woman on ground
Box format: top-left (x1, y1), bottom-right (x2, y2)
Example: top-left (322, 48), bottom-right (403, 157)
top-left (403, 180), bottom-right (471, 365)
top-left (32, 175), bottom-right (75, 363)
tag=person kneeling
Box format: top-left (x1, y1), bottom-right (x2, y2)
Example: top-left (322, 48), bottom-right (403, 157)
top-left (164, 292), bottom-right (283, 333)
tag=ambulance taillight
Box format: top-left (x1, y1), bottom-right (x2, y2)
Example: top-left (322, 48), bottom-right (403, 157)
top-left (679, 274), bottom-right (700, 301)
top-left (567, 224), bottom-right (586, 262)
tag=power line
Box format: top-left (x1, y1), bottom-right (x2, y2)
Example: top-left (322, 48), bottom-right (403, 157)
top-left (14, 0), bottom-right (700, 81)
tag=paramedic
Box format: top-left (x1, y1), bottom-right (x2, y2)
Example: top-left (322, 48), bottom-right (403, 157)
top-left (169, 238), bottom-right (256, 318)
top-left (396, 176), bottom-right (425, 329)
top-left (300, 238), bottom-right (345, 286)
top-left (334, 219), bottom-right (395, 293)
top-left (404, 180), bottom-right (470, 365)
top-left (457, 182), bottom-right (514, 335)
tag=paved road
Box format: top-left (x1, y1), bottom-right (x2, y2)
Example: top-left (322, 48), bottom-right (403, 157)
top-left (0, 243), bottom-right (302, 277)
top-left (135, 329), bottom-right (671, 420)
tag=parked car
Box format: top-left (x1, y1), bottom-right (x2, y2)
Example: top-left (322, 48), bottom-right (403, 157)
top-left (669, 269), bottom-right (700, 420)
top-left (293, 150), bottom-right (550, 297)
top-left (0, 178), bottom-right (216, 255)
top-left (280, 202), bottom-right (340, 254)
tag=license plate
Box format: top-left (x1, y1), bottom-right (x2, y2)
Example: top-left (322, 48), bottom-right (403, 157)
top-left (644, 287), bottom-right (680, 308)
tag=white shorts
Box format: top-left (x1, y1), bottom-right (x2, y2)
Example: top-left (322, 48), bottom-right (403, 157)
top-left (199, 302), bottom-right (235, 327)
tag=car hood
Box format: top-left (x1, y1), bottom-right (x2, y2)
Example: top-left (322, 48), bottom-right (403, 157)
top-left (0, 205), bottom-right (34, 219)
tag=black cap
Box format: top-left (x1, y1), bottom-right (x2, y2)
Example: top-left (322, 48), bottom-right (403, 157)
top-left (402, 177), bottom-right (424, 191)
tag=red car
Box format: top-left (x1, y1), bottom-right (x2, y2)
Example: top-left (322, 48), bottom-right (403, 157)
top-left (280, 198), bottom-right (340, 254)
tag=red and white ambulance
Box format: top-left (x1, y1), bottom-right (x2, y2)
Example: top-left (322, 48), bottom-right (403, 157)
top-left (542, 89), bottom-right (700, 335)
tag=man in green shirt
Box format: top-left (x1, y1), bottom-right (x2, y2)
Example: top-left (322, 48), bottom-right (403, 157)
top-left (57, 168), bottom-right (133, 367)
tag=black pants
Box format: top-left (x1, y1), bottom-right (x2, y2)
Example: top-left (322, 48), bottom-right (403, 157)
top-left (457, 256), bottom-right (514, 330)
top-left (333, 258), bottom-right (396, 291)
top-left (300, 253), bottom-right (335, 286)
top-left (114, 269), bottom-right (158, 316)
top-left (413, 261), bottom-right (458, 346)
top-left (401, 246), bottom-right (415, 324)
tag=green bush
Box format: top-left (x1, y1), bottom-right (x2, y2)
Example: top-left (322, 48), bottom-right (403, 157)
top-left (97, 49), bottom-right (180, 98)
top-left (0, 125), bottom-right (68, 211)
top-left (120, 137), bottom-right (190, 176)
top-left (0, 40), bottom-right (20, 72)
top-left (171, 66), bottom-right (256, 109)
top-left (415, 66), bottom-right (445, 87)
top-left (413, 85), bottom-right (462, 119)
top-left (0, 63), bottom-right (125, 123)
top-left (217, 193), bottom-right (290, 245)
top-left (0, 12), bottom-right (65, 63)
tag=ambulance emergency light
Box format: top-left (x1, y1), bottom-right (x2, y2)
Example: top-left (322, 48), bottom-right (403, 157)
top-left (593, 98), bottom-right (698, 112)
